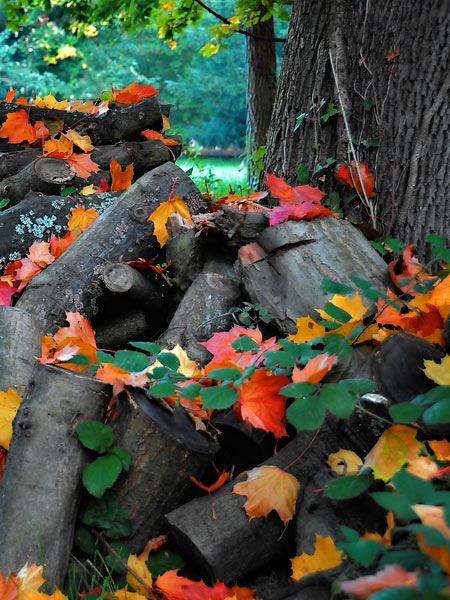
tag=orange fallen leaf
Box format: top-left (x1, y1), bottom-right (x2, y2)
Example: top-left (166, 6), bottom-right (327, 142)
top-left (110, 159), bottom-right (134, 191)
top-left (33, 93), bottom-right (69, 110)
top-left (139, 535), bottom-right (168, 561)
top-left (429, 439), bottom-right (450, 462)
top-left (64, 129), bottom-right (94, 152)
top-left (190, 470), bottom-right (230, 493)
top-left (291, 535), bottom-right (344, 581)
top-left (50, 231), bottom-right (77, 258)
top-left (27, 241), bottom-right (55, 268)
top-left (67, 152), bottom-right (101, 179)
top-left (363, 424), bottom-right (423, 481)
top-left (155, 569), bottom-right (256, 600)
top-left (126, 554), bottom-right (153, 596)
top-left (423, 354), bottom-right (450, 385)
top-left (113, 82), bottom-right (158, 104)
top-left (43, 136), bottom-right (74, 159)
top-left (0, 109), bottom-right (39, 144)
top-left (0, 388), bottom-right (22, 450)
top-left (0, 280), bottom-right (16, 306)
top-left (289, 316), bottom-right (326, 343)
top-left (149, 195), bottom-right (192, 246)
top-left (292, 353), bottom-right (338, 384)
top-left (232, 465), bottom-right (300, 525)
top-left (327, 449), bottom-right (362, 475)
top-left (201, 325), bottom-right (276, 369)
top-left (67, 207), bottom-right (100, 234)
top-left (95, 362), bottom-right (149, 398)
top-left (361, 511), bottom-right (394, 546)
top-left (140, 129), bottom-right (180, 146)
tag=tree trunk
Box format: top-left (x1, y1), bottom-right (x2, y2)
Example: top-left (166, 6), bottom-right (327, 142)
top-left (245, 3), bottom-right (277, 188)
top-left (264, 0), bottom-right (450, 259)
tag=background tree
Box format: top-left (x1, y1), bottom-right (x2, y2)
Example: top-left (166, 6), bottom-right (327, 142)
top-left (264, 0), bottom-right (450, 259)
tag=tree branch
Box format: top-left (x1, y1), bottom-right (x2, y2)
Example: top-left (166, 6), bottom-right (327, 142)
top-left (193, 0), bottom-right (286, 43)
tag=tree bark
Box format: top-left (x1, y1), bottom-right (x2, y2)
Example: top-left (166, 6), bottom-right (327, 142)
top-left (0, 363), bottom-right (109, 589)
top-left (264, 0), bottom-right (450, 259)
top-left (245, 2), bottom-right (277, 188)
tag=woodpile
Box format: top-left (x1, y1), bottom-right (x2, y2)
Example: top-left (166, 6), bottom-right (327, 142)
top-left (0, 95), bottom-right (446, 598)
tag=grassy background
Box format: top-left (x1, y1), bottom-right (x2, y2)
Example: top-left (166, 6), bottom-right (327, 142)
top-left (177, 157), bottom-right (249, 198)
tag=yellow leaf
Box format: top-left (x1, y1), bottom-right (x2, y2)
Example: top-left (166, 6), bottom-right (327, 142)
top-left (413, 505), bottom-right (450, 539)
top-left (0, 388), bottom-right (22, 450)
top-left (65, 129), bottom-right (94, 152)
top-left (327, 449), bottom-right (362, 475)
top-left (406, 455), bottom-right (439, 480)
top-left (162, 114), bottom-right (171, 132)
top-left (148, 196), bottom-right (192, 247)
top-left (27, 588), bottom-right (68, 600)
top-left (232, 465), bottom-right (300, 525)
top-left (316, 292), bottom-right (369, 323)
top-left (55, 45), bottom-right (77, 61)
top-left (148, 345), bottom-right (201, 378)
top-left (291, 535), bottom-right (344, 581)
top-left (423, 354), bottom-right (450, 385)
top-left (201, 42), bottom-right (221, 57)
top-left (126, 554), bottom-right (153, 597)
top-left (67, 207), bottom-right (99, 233)
top-left (79, 185), bottom-right (97, 196)
top-left (33, 94), bottom-right (68, 111)
top-left (108, 589), bottom-right (147, 600)
top-left (289, 316), bottom-right (326, 343)
top-left (363, 425), bottom-right (423, 481)
top-left (16, 564), bottom-right (45, 598)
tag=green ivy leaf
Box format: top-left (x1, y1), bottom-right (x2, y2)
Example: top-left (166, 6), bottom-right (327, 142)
top-left (339, 538), bottom-right (384, 566)
top-left (76, 421), bottom-right (114, 453)
top-left (108, 446), bottom-right (132, 471)
top-left (157, 352), bottom-right (181, 371)
top-left (149, 382), bottom-right (176, 398)
top-left (231, 335), bottom-right (260, 353)
top-left (105, 502), bottom-right (132, 538)
top-left (106, 541), bottom-right (131, 574)
top-left (83, 454), bottom-right (123, 498)
top-left (371, 491), bottom-right (417, 520)
top-left (280, 382), bottom-right (317, 397)
top-left (389, 403), bottom-right (424, 423)
top-left (422, 397), bottom-right (450, 424)
top-left (200, 385), bottom-right (238, 409)
top-left (325, 473), bottom-right (372, 499)
top-left (323, 301), bottom-right (352, 323)
top-left (320, 279), bottom-right (354, 295)
top-left (207, 367), bottom-right (246, 381)
top-left (286, 396), bottom-right (326, 430)
top-left (369, 588), bottom-right (419, 600)
top-left (320, 384), bottom-right (355, 418)
top-left (114, 350), bottom-right (151, 372)
top-left (146, 549), bottom-right (186, 578)
top-left (129, 341), bottom-right (161, 354)
top-left (74, 526), bottom-right (97, 554)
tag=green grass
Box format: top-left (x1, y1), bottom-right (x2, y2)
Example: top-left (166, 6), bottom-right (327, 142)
top-left (177, 157), bottom-right (250, 198)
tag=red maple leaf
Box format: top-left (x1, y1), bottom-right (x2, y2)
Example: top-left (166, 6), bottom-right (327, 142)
top-left (201, 325), bottom-right (277, 368)
top-left (112, 82), bottom-right (159, 104)
top-left (335, 161), bottom-right (375, 197)
top-left (234, 369), bottom-right (290, 438)
top-left (292, 354), bottom-right (338, 384)
top-left (0, 281), bottom-right (16, 306)
top-left (0, 109), bottom-right (39, 144)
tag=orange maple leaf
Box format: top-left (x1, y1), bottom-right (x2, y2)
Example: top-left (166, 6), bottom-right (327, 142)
top-left (335, 161), bottom-right (376, 197)
top-left (140, 129), bottom-right (180, 146)
top-left (4, 90), bottom-right (16, 102)
top-left (234, 369), bottom-right (290, 438)
top-left (67, 152), bottom-right (101, 179)
top-left (67, 207), bottom-right (100, 234)
top-left (110, 159), bottom-right (134, 191)
top-left (363, 424), bottom-right (424, 481)
top-left (190, 470), bottom-right (230, 493)
top-left (27, 241), bottom-right (55, 268)
top-left (50, 231), bottom-right (77, 258)
top-left (148, 195), bottom-right (192, 246)
top-left (0, 109), bottom-right (39, 144)
top-left (139, 535), bottom-right (168, 561)
top-left (33, 93), bottom-right (69, 110)
top-left (361, 511), bottom-right (395, 546)
top-left (340, 564), bottom-right (417, 598)
top-left (0, 388), bottom-right (22, 450)
top-left (214, 191), bottom-right (268, 210)
top-left (232, 465), bottom-right (300, 525)
top-left (94, 363), bottom-right (149, 398)
top-left (64, 129), bottom-right (95, 152)
top-left (43, 136), bottom-right (74, 159)
top-left (292, 353), bottom-right (338, 384)
top-left (291, 535), bottom-right (344, 581)
top-left (155, 569), bottom-right (256, 600)
top-left (388, 244), bottom-right (433, 295)
top-left (112, 82), bottom-right (159, 104)
top-left (10, 257), bottom-right (42, 292)
top-left (53, 311), bottom-right (97, 349)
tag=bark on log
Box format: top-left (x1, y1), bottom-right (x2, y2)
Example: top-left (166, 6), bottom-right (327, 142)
top-left (15, 163), bottom-right (206, 335)
top-left (0, 97), bottom-right (163, 145)
top-left (157, 271), bottom-right (241, 365)
top-left (0, 147), bottom-right (40, 180)
top-left (0, 159), bottom-right (68, 206)
top-left (0, 307), bottom-right (40, 393)
top-left (214, 205), bottom-right (270, 246)
top-left (110, 390), bottom-right (219, 552)
top-left (94, 310), bottom-right (153, 350)
top-left (237, 217), bottom-right (389, 334)
top-left (165, 404), bottom-right (386, 585)
top-left (90, 139), bottom-right (178, 175)
top-left (0, 192), bottom-right (120, 270)
top-left (0, 363), bottom-right (110, 589)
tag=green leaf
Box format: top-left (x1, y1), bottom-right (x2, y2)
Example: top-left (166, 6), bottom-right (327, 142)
top-left (76, 421), bottom-right (114, 453)
top-left (370, 241), bottom-right (387, 255)
top-left (385, 238), bottom-right (405, 252)
top-left (177, 382), bottom-right (202, 398)
top-left (369, 588), bottom-right (419, 600)
top-left (371, 491), bottom-right (417, 519)
top-left (105, 503), bottom-right (132, 538)
top-left (206, 367), bottom-right (246, 381)
top-left (294, 112), bottom-right (309, 130)
top-left (349, 275), bottom-right (373, 289)
top-left (146, 549), bottom-right (186, 578)
top-left (297, 164), bottom-right (310, 185)
top-left (149, 382), bottom-right (176, 398)
top-left (407, 524), bottom-right (447, 547)
top-left (263, 351), bottom-right (296, 368)
top-left (149, 367), bottom-right (168, 380)
top-left (379, 549), bottom-right (430, 570)
top-left (418, 572), bottom-right (448, 595)
top-left (280, 382), bottom-right (317, 397)
top-left (392, 470), bottom-right (435, 504)
top-left (129, 341), bottom-right (161, 354)
top-left (114, 350), bottom-right (150, 372)
top-left (200, 385), bottom-right (238, 409)
top-left (323, 301), bottom-right (352, 323)
top-left (320, 384), bottom-right (355, 418)
top-left (157, 352), bottom-right (181, 370)
top-left (320, 279), bottom-right (354, 295)
top-left (321, 103), bottom-right (339, 122)
top-left (433, 247), bottom-right (450, 262)
top-left (97, 351), bottom-right (114, 363)
top-left (341, 525), bottom-right (360, 542)
top-left (106, 541), bottom-right (131, 574)
top-left (389, 403), bottom-right (424, 423)
top-left (339, 379), bottom-right (376, 395)
top-left (108, 446), bottom-right (132, 471)
top-left (83, 454), bottom-right (123, 498)
top-left (0, 198), bottom-right (10, 210)
top-left (286, 396), bottom-right (326, 430)
top-left (412, 386), bottom-right (450, 406)
top-left (422, 397), bottom-right (450, 424)
top-left (325, 473), bottom-right (372, 499)
top-left (363, 98), bottom-right (376, 111)
top-left (231, 335), bottom-right (260, 353)
top-left (74, 526), bottom-right (97, 554)
top-left (361, 138), bottom-right (379, 148)
top-left (339, 539), bottom-right (384, 566)
top-left (428, 234), bottom-right (446, 247)
top-left (81, 492), bottom-right (119, 528)
top-left (61, 186), bottom-right (77, 196)
top-left (69, 354), bottom-right (91, 366)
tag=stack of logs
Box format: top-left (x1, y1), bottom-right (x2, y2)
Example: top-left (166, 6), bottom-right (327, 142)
top-left (0, 97), bottom-right (446, 600)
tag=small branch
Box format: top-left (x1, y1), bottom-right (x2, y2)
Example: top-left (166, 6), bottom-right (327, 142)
top-left (193, 0), bottom-right (286, 43)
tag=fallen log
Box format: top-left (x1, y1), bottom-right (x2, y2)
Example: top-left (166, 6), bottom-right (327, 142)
top-left (0, 97), bottom-right (163, 145)
top-left (0, 192), bottom-right (120, 270)
top-left (0, 306), bottom-right (40, 393)
top-left (0, 147), bottom-right (40, 180)
top-left (0, 362), bottom-right (110, 589)
top-left (110, 390), bottom-right (219, 552)
top-left (15, 162), bottom-right (206, 335)
top-left (0, 159), bottom-right (67, 205)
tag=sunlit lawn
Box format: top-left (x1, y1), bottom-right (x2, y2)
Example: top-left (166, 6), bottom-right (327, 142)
top-left (177, 157), bottom-right (250, 198)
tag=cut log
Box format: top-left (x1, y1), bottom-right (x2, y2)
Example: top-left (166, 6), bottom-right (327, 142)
top-left (0, 192), bottom-right (120, 270)
top-left (0, 362), bottom-right (110, 589)
top-left (165, 405), bottom-right (386, 585)
top-left (0, 97), bottom-right (163, 145)
top-left (34, 157), bottom-right (77, 184)
top-left (90, 139), bottom-right (178, 176)
top-left (0, 159), bottom-right (68, 205)
top-left (110, 390), bottom-right (219, 552)
top-left (16, 162), bottom-right (206, 335)
top-left (157, 270), bottom-right (241, 365)
top-left (237, 218), bottom-right (389, 334)
top-left (0, 306), bottom-right (40, 393)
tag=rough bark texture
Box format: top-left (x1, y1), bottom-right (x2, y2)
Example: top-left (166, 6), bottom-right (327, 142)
top-left (0, 307), bottom-right (40, 393)
top-left (245, 2), bottom-right (277, 187)
top-left (15, 163), bottom-right (205, 335)
top-left (264, 0), bottom-right (450, 259)
top-left (0, 363), bottom-right (110, 589)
